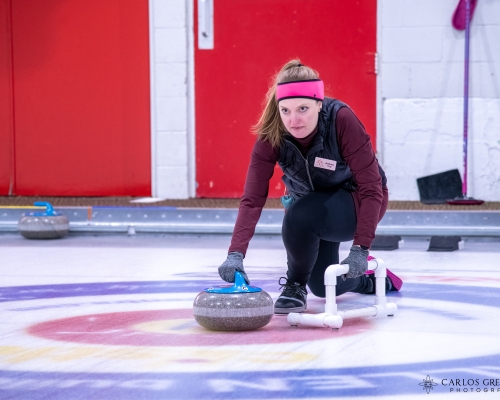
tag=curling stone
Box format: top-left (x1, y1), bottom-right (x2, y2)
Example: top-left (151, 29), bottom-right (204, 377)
top-left (193, 272), bottom-right (273, 331)
top-left (18, 202), bottom-right (69, 239)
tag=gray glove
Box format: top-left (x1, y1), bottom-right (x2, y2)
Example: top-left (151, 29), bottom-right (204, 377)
top-left (218, 251), bottom-right (249, 284)
top-left (340, 245), bottom-right (369, 278)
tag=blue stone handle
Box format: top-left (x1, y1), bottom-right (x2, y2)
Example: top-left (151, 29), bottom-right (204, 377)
top-left (205, 271), bottom-right (262, 293)
top-left (33, 202), bottom-right (56, 216)
top-left (234, 271), bottom-right (247, 287)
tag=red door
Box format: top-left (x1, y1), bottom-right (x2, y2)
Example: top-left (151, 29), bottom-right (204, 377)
top-left (1, 0), bottom-right (151, 196)
top-left (0, 0), bottom-right (14, 194)
top-left (195, 0), bottom-right (377, 198)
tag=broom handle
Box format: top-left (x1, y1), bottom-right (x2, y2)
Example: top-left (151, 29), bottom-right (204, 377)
top-left (463, 0), bottom-right (471, 196)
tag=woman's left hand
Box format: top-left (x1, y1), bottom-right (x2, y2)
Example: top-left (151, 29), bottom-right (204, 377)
top-left (340, 245), bottom-right (369, 278)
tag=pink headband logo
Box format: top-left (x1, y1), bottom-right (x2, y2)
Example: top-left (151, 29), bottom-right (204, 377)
top-left (276, 79), bottom-right (324, 102)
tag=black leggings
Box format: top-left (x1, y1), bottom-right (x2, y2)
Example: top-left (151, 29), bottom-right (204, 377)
top-left (281, 188), bottom-right (371, 297)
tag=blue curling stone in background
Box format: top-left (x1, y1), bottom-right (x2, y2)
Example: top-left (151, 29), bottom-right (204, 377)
top-left (18, 202), bottom-right (69, 239)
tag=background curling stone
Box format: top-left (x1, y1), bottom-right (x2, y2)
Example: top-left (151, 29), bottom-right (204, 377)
top-left (18, 202), bottom-right (69, 239)
top-left (193, 272), bottom-right (273, 331)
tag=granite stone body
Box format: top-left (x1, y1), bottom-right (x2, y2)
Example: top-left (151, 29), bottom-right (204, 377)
top-left (193, 291), bottom-right (274, 331)
top-left (18, 215), bottom-right (70, 239)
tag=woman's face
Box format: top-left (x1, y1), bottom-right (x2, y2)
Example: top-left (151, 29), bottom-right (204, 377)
top-left (279, 98), bottom-right (322, 138)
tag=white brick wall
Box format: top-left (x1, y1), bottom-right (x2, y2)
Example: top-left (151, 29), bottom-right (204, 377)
top-left (150, 0), bottom-right (192, 199)
top-left (384, 98), bottom-right (500, 200)
top-left (380, 0), bottom-right (500, 200)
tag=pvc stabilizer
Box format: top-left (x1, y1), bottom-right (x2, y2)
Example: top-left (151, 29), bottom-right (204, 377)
top-left (323, 315), bottom-right (343, 329)
top-left (370, 257), bottom-right (384, 276)
top-left (287, 313), bottom-right (301, 326)
top-left (287, 313), bottom-right (343, 329)
top-left (297, 314), bottom-right (325, 328)
top-left (324, 264), bottom-right (348, 285)
top-left (371, 258), bottom-right (388, 305)
top-left (338, 306), bottom-right (378, 320)
top-left (287, 257), bottom-right (397, 329)
top-left (386, 303), bottom-right (398, 316)
top-left (324, 286), bottom-right (337, 314)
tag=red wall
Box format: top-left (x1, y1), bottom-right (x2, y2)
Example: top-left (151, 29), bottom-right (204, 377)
top-left (0, 0), bottom-right (14, 194)
top-left (195, 0), bottom-right (377, 198)
top-left (1, 0), bottom-right (151, 196)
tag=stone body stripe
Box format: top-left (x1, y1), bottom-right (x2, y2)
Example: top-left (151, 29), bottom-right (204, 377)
top-left (193, 305), bottom-right (273, 318)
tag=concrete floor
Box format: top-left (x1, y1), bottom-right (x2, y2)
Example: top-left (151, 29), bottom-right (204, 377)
top-left (1, 233), bottom-right (500, 399)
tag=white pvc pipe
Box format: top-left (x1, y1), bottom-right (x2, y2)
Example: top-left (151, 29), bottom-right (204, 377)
top-left (371, 258), bottom-right (380, 273)
top-left (373, 258), bottom-right (387, 306)
top-left (287, 312), bottom-right (301, 326)
top-left (385, 302), bottom-right (398, 316)
top-left (323, 314), bottom-right (343, 329)
top-left (375, 279), bottom-right (387, 307)
top-left (338, 306), bottom-right (378, 319)
top-left (324, 286), bottom-right (337, 314)
top-left (296, 313), bottom-right (329, 328)
top-left (287, 312), bottom-right (343, 329)
top-left (324, 264), bottom-right (348, 282)
top-left (324, 264), bottom-right (347, 315)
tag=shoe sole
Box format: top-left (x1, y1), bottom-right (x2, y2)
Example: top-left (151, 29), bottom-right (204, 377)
top-left (274, 305), bottom-right (306, 314)
top-left (386, 268), bottom-right (403, 291)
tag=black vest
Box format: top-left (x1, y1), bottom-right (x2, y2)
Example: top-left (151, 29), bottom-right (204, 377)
top-left (277, 97), bottom-right (386, 199)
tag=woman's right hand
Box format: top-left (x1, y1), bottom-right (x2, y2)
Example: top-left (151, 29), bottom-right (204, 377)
top-left (218, 251), bottom-right (249, 284)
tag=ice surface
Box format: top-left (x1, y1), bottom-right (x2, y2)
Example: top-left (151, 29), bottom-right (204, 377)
top-left (1, 233), bottom-right (499, 399)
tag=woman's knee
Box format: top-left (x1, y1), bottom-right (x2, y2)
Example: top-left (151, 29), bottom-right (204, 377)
top-left (307, 280), bottom-right (326, 298)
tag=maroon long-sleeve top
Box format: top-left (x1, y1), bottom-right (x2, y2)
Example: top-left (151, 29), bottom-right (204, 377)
top-left (229, 106), bottom-right (388, 255)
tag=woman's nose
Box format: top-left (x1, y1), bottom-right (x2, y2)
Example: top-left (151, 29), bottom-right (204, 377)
top-left (289, 112), bottom-right (298, 121)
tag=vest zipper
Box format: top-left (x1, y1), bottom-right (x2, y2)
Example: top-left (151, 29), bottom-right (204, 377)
top-left (304, 157), bottom-right (315, 191)
top-left (285, 139), bottom-right (315, 191)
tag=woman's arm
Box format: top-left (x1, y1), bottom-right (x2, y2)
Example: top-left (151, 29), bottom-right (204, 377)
top-left (228, 139), bottom-right (279, 255)
top-left (336, 107), bottom-right (386, 249)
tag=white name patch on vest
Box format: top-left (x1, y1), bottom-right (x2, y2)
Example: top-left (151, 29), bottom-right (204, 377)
top-left (314, 157), bottom-right (337, 171)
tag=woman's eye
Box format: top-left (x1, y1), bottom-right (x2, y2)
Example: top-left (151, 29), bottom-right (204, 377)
top-left (281, 109), bottom-right (288, 114)
top-left (300, 107), bottom-right (308, 112)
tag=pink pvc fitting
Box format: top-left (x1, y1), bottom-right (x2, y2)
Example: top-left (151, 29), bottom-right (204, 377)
top-left (276, 80), bottom-right (324, 102)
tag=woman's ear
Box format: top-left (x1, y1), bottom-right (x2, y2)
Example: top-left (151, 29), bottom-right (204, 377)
top-left (318, 101), bottom-right (323, 112)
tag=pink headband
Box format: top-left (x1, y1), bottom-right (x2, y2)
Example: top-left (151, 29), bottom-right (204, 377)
top-left (276, 79), bottom-right (324, 102)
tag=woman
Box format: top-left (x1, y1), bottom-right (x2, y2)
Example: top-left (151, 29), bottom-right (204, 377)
top-left (218, 60), bottom-right (402, 314)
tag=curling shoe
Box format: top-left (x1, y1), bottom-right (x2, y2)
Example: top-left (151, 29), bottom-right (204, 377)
top-left (274, 277), bottom-right (307, 314)
top-left (365, 268), bottom-right (403, 294)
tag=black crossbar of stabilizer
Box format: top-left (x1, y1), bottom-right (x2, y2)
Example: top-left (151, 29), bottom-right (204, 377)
top-left (428, 236), bottom-right (462, 252)
top-left (370, 235), bottom-right (402, 251)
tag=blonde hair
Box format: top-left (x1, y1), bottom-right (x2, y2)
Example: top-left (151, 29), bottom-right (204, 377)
top-left (252, 59), bottom-right (320, 148)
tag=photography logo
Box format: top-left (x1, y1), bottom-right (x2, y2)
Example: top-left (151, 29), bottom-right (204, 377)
top-left (419, 375), bottom-right (438, 394)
